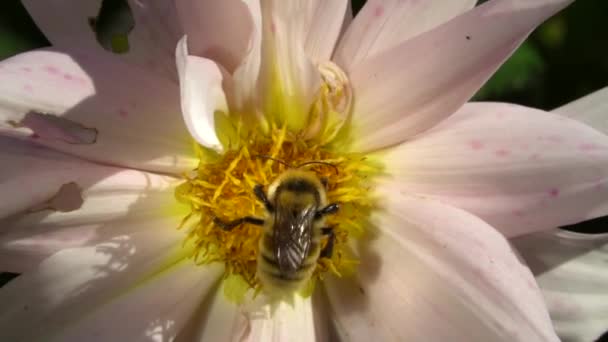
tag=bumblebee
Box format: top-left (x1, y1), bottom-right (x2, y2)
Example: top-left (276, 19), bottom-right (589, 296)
top-left (214, 167), bottom-right (339, 294)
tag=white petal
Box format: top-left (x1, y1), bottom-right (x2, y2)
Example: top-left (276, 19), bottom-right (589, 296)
top-left (22, 0), bottom-right (182, 81)
top-left (0, 137), bottom-right (110, 219)
top-left (0, 49), bottom-right (195, 174)
top-left (176, 0), bottom-right (254, 73)
top-left (334, 0), bottom-right (475, 71)
top-left (232, 1), bottom-right (263, 111)
top-left (175, 288), bottom-right (240, 342)
top-left (231, 0), bottom-right (346, 114)
top-left (348, 0), bottom-right (574, 152)
top-left (554, 86), bottom-right (608, 135)
top-left (54, 262), bottom-right (222, 342)
top-left (0, 227), bottom-right (197, 341)
top-left (234, 295), bottom-right (324, 342)
top-left (304, 1), bottom-right (349, 63)
top-left (257, 0), bottom-right (321, 131)
top-left (176, 37), bottom-right (228, 151)
top-left (380, 102), bottom-right (608, 237)
top-left (325, 191), bottom-right (558, 341)
top-left (512, 230), bottom-right (608, 342)
top-left (0, 143), bottom-right (181, 272)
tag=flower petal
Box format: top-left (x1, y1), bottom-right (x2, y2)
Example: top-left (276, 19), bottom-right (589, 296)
top-left (554, 86), bottom-right (608, 135)
top-left (176, 0), bottom-right (254, 73)
top-left (257, 0), bottom-right (321, 131)
top-left (380, 102), bottom-right (608, 237)
top-left (334, 0), bottom-right (475, 71)
top-left (231, 0), bottom-right (347, 116)
top-left (0, 49), bottom-right (195, 174)
top-left (0, 143), bottom-right (181, 272)
top-left (22, 0), bottom-right (182, 81)
top-left (303, 1), bottom-right (349, 63)
top-left (0, 226), bottom-right (204, 341)
top-left (348, 0), bottom-right (573, 152)
top-left (512, 230), bottom-right (608, 342)
top-left (0, 136), bottom-right (109, 220)
top-left (53, 262), bottom-right (221, 342)
top-left (235, 295), bottom-right (325, 342)
top-left (175, 288), bottom-right (240, 342)
top-left (325, 191), bottom-right (558, 341)
top-left (176, 37), bottom-right (229, 151)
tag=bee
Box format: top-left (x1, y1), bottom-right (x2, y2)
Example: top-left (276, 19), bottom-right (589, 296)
top-left (214, 158), bottom-right (339, 294)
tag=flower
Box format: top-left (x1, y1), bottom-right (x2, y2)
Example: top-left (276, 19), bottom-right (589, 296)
top-left (0, 0), bottom-right (607, 341)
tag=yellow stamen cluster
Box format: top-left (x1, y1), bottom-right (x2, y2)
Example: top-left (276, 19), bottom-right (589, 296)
top-left (175, 126), bottom-right (377, 294)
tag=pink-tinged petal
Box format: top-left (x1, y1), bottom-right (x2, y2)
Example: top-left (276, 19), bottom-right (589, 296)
top-left (176, 37), bottom-right (228, 151)
top-left (334, 0), bottom-right (475, 71)
top-left (175, 289), bottom-right (240, 342)
top-left (0, 136), bottom-right (111, 220)
top-left (22, 0), bottom-right (182, 81)
top-left (554, 86), bottom-right (608, 135)
top-left (303, 1), bottom-right (349, 63)
top-left (380, 102), bottom-right (608, 237)
top-left (0, 49), bottom-right (195, 174)
top-left (0, 143), bottom-right (181, 272)
top-left (348, 0), bottom-right (573, 152)
top-left (325, 191), bottom-right (558, 341)
top-left (0, 227), bottom-right (200, 341)
top-left (52, 262), bottom-right (221, 342)
top-left (176, 0), bottom-right (254, 73)
top-left (257, 0), bottom-right (321, 131)
top-left (232, 1), bottom-right (263, 111)
top-left (513, 230), bottom-right (608, 342)
top-left (231, 0), bottom-right (347, 114)
top-left (234, 295), bottom-right (325, 342)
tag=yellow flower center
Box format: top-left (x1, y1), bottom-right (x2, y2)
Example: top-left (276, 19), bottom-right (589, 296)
top-left (175, 62), bottom-right (378, 299)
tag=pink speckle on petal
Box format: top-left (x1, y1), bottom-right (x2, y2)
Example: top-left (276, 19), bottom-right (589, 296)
top-left (44, 65), bottom-right (60, 75)
top-left (548, 188), bottom-right (560, 197)
top-left (495, 149), bottom-right (510, 157)
top-left (21, 67), bottom-right (32, 73)
top-left (469, 140), bottom-right (484, 150)
top-left (63, 73), bottom-right (74, 81)
top-left (512, 210), bottom-right (524, 217)
top-left (579, 143), bottom-right (600, 152)
top-left (118, 108), bottom-right (129, 118)
top-left (23, 84), bottom-right (33, 92)
top-left (374, 5), bottom-right (384, 17)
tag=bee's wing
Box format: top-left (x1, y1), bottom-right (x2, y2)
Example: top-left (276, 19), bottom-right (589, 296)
top-left (273, 205), bottom-right (316, 276)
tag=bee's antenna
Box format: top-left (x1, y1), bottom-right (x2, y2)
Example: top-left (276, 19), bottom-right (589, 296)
top-left (254, 155), bottom-right (292, 168)
top-left (296, 161), bottom-right (339, 175)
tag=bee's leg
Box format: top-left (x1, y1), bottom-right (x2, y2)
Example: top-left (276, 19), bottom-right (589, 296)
top-left (320, 227), bottom-right (335, 258)
top-left (320, 177), bottom-right (329, 189)
top-left (253, 184), bottom-right (274, 212)
top-left (214, 216), bottom-right (265, 231)
top-left (316, 203), bottom-right (339, 219)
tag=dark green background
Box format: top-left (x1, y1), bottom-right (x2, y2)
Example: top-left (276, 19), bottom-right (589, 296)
top-left (0, 0), bottom-right (606, 290)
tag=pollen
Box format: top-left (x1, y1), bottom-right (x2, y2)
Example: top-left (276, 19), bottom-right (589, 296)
top-left (175, 125), bottom-right (378, 295)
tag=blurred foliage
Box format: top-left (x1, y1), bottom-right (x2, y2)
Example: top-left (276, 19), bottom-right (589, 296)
top-left (0, 1), bottom-right (48, 59)
top-left (477, 0), bottom-right (608, 110)
top-left (0, 0), bottom-right (606, 238)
